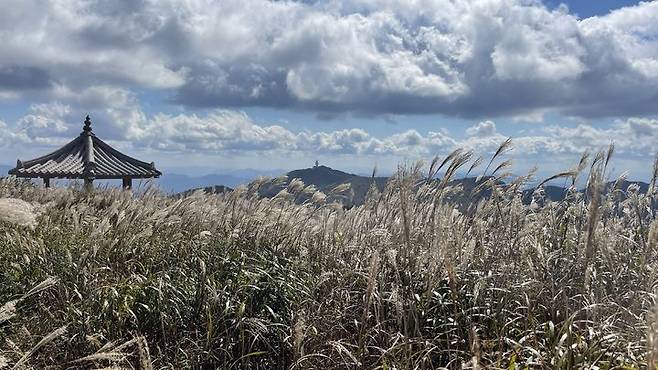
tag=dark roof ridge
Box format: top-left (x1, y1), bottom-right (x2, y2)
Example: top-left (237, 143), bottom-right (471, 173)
top-left (8, 115), bottom-right (161, 180)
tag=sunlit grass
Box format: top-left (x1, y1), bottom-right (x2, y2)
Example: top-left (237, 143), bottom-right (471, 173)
top-left (1, 144), bottom-right (657, 369)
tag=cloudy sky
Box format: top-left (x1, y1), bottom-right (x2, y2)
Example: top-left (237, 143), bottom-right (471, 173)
top-left (1, 0), bottom-right (657, 179)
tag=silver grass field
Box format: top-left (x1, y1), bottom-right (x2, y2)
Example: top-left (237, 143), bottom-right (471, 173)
top-left (1, 142), bottom-right (658, 369)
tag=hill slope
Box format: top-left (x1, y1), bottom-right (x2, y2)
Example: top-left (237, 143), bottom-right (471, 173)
top-left (258, 165), bottom-right (388, 206)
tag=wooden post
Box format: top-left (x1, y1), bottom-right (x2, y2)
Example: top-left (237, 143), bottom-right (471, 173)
top-left (43, 178), bottom-right (50, 188)
top-left (84, 178), bottom-right (93, 191)
top-left (122, 177), bottom-right (132, 190)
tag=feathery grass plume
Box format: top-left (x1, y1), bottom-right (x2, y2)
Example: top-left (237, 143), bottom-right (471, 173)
top-left (302, 185), bottom-right (317, 195)
top-left (1, 277), bottom-right (59, 326)
top-left (646, 219), bottom-right (658, 268)
top-left (287, 178), bottom-right (305, 194)
top-left (273, 188), bottom-right (292, 201)
top-left (465, 156), bottom-right (483, 177)
top-left (330, 183), bottom-right (351, 195)
top-left (135, 336), bottom-right (153, 370)
top-left (429, 150), bottom-right (473, 224)
top-left (70, 336), bottom-right (152, 369)
top-left (584, 151), bottom-right (605, 290)
top-left (359, 250), bottom-right (380, 355)
top-left (70, 352), bottom-right (127, 364)
top-left (440, 148), bottom-right (463, 170)
top-left (483, 137), bottom-right (513, 176)
top-left (0, 300), bottom-right (18, 325)
top-left (650, 154), bottom-right (658, 195)
top-left (0, 198), bottom-right (38, 229)
top-left (491, 158), bottom-right (513, 176)
top-left (23, 276), bottom-right (59, 299)
top-left (574, 151), bottom-right (591, 184)
top-left (604, 142), bottom-right (615, 175)
top-left (249, 176), bottom-right (271, 192)
top-left (292, 312), bottom-right (306, 360)
top-left (273, 175), bottom-right (289, 186)
top-left (310, 191), bottom-right (327, 205)
top-left (12, 325), bottom-right (68, 369)
top-left (536, 170), bottom-right (579, 190)
top-left (427, 155), bottom-right (440, 182)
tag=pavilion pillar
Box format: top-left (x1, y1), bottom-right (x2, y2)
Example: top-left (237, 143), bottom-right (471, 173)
top-left (122, 177), bottom-right (132, 190)
top-left (43, 178), bottom-right (50, 188)
top-left (84, 178), bottom-right (94, 191)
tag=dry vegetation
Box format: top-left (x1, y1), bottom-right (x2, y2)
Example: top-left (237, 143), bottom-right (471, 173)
top-left (1, 143), bottom-right (658, 369)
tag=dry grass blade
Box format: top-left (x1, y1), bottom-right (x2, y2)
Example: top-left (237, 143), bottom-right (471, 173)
top-left (584, 155), bottom-right (604, 289)
top-left (23, 277), bottom-right (59, 299)
top-left (71, 352), bottom-right (127, 364)
top-left (328, 341), bottom-right (360, 367)
top-left (604, 142), bottom-right (615, 173)
top-left (491, 159), bottom-right (513, 176)
top-left (330, 183), bottom-right (351, 194)
top-left (650, 154), bottom-right (658, 194)
top-left (427, 155), bottom-right (440, 181)
top-left (135, 336), bottom-right (153, 370)
top-left (435, 149), bottom-right (463, 178)
top-left (465, 156), bottom-right (483, 177)
top-left (12, 325), bottom-right (68, 369)
top-left (536, 170), bottom-right (578, 189)
top-left (483, 138), bottom-right (513, 176)
top-left (1, 277), bottom-right (59, 326)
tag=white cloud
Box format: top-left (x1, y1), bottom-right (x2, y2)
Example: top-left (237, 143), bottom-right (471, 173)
top-left (16, 102), bottom-right (74, 142)
top-left (5, 99), bottom-right (655, 162)
top-left (466, 120), bottom-right (498, 137)
top-left (0, 0), bottom-right (656, 118)
top-left (1, 97), bottom-right (657, 181)
top-left (0, 120), bottom-right (15, 147)
top-left (537, 118), bottom-right (658, 154)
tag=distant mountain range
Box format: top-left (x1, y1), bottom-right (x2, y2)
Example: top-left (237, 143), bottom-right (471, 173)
top-left (0, 164), bottom-right (264, 193)
top-left (2, 163), bottom-right (652, 207)
top-left (156, 173), bottom-right (248, 193)
top-left (253, 166), bottom-right (652, 207)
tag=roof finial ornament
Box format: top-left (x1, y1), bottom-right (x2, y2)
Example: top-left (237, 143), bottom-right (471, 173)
top-left (83, 115), bottom-right (92, 134)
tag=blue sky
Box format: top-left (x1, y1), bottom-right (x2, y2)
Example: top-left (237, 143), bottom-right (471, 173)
top-left (0, 0), bottom-right (657, 179)
top-left (545, 0), bottom-right (642, 18)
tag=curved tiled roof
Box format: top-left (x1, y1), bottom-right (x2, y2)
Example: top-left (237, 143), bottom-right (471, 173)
top-left (8, 116), bottom-right (161, 179)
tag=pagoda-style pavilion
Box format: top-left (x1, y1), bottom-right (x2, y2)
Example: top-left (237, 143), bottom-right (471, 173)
top-left (8, 115), bottom-right (161, 189)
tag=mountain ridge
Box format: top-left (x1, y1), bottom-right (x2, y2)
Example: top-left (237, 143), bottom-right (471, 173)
top-left (2, 163), bottom-right (652, 206)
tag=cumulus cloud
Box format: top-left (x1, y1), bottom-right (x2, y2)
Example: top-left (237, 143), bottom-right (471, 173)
top-left (0, 120), bottom-right (14, 147)
top-left (0, 0), bottom-right (657, 118)
top-left (16, 103), bottom-right (75, 142)
top-left (466, 120), bottom-right (498, 137)
top-left (131, 112), bottom-right (456, 156)
top-left (3, 100), bottom-right (655, 163)
top-left (537, 118), bottom-right (658, 154)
